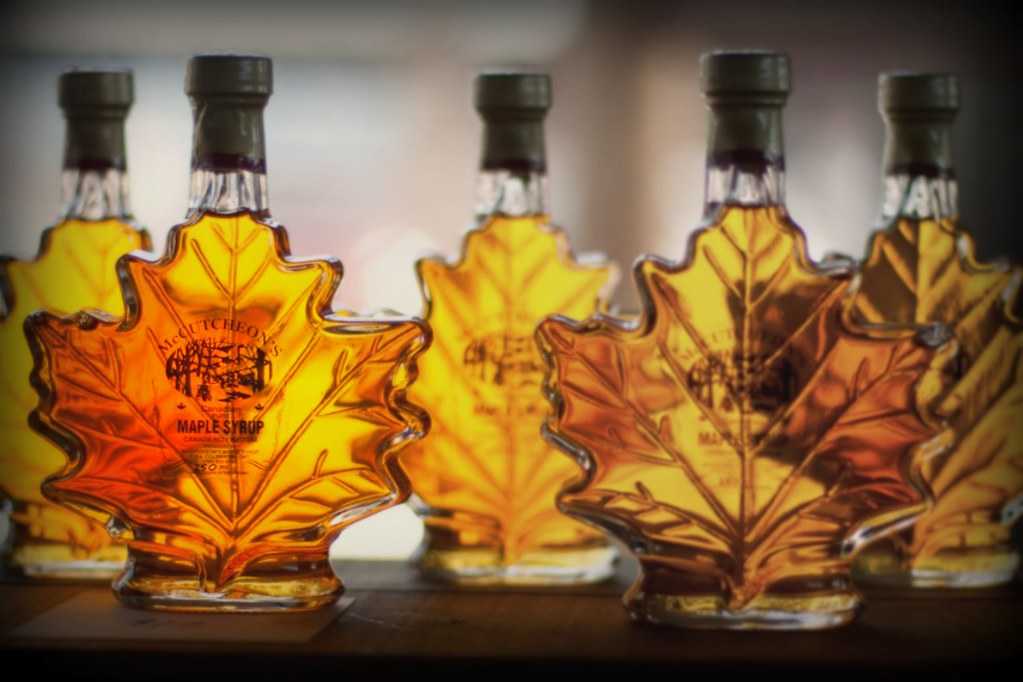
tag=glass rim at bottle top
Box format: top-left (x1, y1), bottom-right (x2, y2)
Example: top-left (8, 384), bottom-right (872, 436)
top-left (192, 154), bottom-right (268, 174)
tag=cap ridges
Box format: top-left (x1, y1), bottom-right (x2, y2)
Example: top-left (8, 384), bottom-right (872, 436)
top-left (879, 72), bottom-right (959, 113)
top-left (186, 54), bottom-right (273, 98)
top-left (700, 51), bottom-right (790, 101)
top-left (475, 73), bottom-right (551, 114)
top-left (59, 69), bottom-right (133, 115)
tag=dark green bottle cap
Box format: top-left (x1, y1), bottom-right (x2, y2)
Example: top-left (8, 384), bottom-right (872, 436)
top-left (187, 55), bottom-right (271, 169)
top-left (880, 73), bottom-right (958, 176)
top-left (700, 51), bottom-right (790, 102)
top-left (60, 70), bottom-right (133, 169)
top-left (475, 73), bottom-right (550, 172)
top-left (475, 73), bottom-right (551, 116)
top-left (879, 72), bottom-right (958, 113)
top-left (186, 54), bottom-right (273, 98)
top-left (59, 69), bottom-right (133, 117)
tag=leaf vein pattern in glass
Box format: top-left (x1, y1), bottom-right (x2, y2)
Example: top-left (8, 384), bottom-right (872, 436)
top-left (539, 206), bottom-right (953, 614)
top-left (403, 215), bottom-right (617, 579)
top-left (851, 217), bottom-right (1023, 586)
top-left (0, 219), bottom-right (148, 574)
top-left (28, 213), bottom-right (428, 593)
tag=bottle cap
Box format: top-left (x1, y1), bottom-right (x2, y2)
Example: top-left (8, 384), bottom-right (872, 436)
top-left (475, 73), bottom-right (551, 116)
top-left (475, 73), bottom-right (550, 172)
top-left (700, 51), bottom-right (790, 102)
top-left (186, 54), bottom-right (273, 98)
top-left (59, 70), bottom-right (133, 117)
top-left (879, 72), bottom-right (958, 113)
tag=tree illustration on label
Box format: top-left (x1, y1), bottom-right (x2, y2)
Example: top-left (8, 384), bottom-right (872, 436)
top-left (26, 213), bottom-right (429, 609)
top-left (402, 215), bottom-right (618, 582)
top-left (1, 219), bottom-right (148, 575)
top-left (165, 340), bottom-right (272, 402)
top-left (537, 207), bottom-right (955, 626)
top-left (851, 218), bottom-right (1023, 586)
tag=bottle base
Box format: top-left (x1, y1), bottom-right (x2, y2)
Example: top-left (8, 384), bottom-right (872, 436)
top-left (4, 541), bottom-right (124, 581)
top-left (853, 546), bottom-right (1020, 588)
top-left (114, 561), bottom-right (344, 612)
top-left (417, 544), bottom-right (617, 586)
top-left (625, 586), bottom-right (860, 631)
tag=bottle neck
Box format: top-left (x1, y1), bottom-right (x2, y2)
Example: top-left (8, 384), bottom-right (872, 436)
top-left (880, 117), bottom-right (957, 220)
top-left (703, 105), bottom-right (786, 217)
top-left (481, 118), bottom-right (546, 174)
top-left (188, 166), bottom-right (269, 218)
top-left (62, 115), bottom-right (131, 220)
top-left (187, 97), bottom-right (269, 217)
top-left (475, 112), bottom-right (548, 222)
top-left (61, 168), bottom-right (131, 221)
top-left (474, 170), bottom-right (548, 222)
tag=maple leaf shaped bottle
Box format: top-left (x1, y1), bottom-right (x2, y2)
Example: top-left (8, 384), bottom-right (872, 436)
top-left (0, 70), bottom-right (149, 580)
top-left (25, 55), bottom-right (430, 611)
top-left (850, 73), bottom-right (1023, 588)
top-left (537, 52), bottom-right (958, 629)
top-left (401, 73), bottom-right (619, 584)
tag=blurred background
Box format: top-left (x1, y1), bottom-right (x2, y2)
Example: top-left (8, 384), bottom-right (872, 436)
top-left (0, 0), bottom-right (1019, 560)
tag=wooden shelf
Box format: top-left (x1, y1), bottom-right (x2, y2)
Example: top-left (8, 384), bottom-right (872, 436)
top-left (2, 560), bottom-right (1021, 676)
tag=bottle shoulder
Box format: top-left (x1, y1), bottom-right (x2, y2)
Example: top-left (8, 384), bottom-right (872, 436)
top-left (415, 213), bottom-right (618, 324)
top-left (855, 216), bottom-right (1019, 335)
top-left (1, 218), bottom-right (149, 321)
top-left (637, 205), bottom-right (849, 286)
top-left (23, 209), bottom-right (431, 581)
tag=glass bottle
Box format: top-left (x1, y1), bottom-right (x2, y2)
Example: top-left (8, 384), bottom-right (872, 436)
top-left (0, 70), bottom-right (148, 579)
top-left (537, 52), bottom-right (956, 629)
top-left (25, 55), bottom-right (430, 611)
top-left (851, 73), bottom-right (1022, 588)
top-left (401, 73), bottom-right (619, 584)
